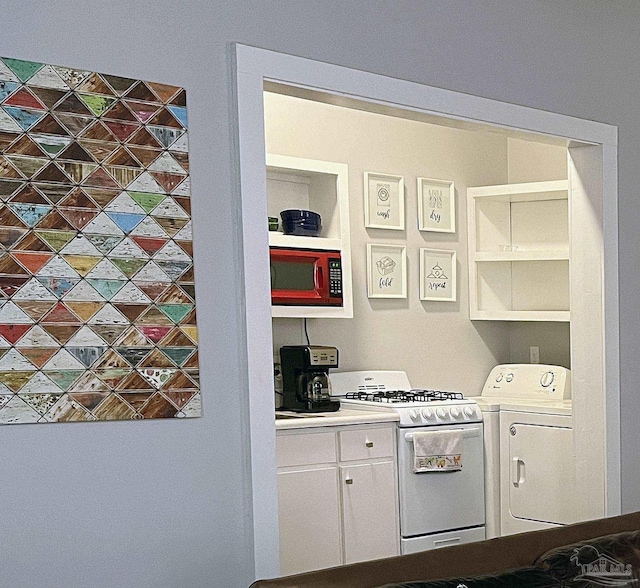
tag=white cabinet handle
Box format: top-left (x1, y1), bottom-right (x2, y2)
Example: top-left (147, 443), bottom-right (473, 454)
top-left (365, 441), bottom-right (373, 448)
top-left (345, 477), bottom-right (353, 485)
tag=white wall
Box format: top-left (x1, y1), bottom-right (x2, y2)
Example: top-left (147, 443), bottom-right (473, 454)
top-left (266, 92), bottom-right (511, 395)
top-left (506, 138), bottom-right (571, 368)
top-left (2, 2), bottom-right (639, 586)
top-left (267, 96), bottom-right (574, 389)
top-left (507, 137), bottom-right (568, 184)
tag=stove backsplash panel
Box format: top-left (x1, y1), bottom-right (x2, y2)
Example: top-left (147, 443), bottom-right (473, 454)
top-left (0, 56), bottom-right (201, 424)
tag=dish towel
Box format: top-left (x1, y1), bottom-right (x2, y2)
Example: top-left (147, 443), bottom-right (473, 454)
top-left (412, 430), bottom-right (463, 473)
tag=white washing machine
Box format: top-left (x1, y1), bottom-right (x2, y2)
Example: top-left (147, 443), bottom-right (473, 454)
top-left (471, 364), bottom-right (573, 537)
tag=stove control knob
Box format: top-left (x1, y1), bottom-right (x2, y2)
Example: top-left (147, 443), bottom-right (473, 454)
top-left (464, 406), bottom-right (476, 418)
top-left (409, 409), bottom-right (420, 420)
top-left (436, 408), bottom-right (448, 419)
top-left (450, 407), bottom-right (461, 419)
top-left (421, 408), bottom-right (434, 420)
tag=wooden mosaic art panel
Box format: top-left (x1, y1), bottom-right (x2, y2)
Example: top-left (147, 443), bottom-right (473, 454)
top-left (0, 57), bottom-right (200, 424)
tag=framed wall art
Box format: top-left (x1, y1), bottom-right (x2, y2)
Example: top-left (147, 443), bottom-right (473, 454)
top-left (367, 243), bottom-right (407, 298)
top-left (0, 56), bottom-right (201, 425)
top-left (417, 177), bottom-right (455, 233)
top-left (420, 248), bottom-right (456, 301)
top-left (364, 172), bottom-right (404, 230)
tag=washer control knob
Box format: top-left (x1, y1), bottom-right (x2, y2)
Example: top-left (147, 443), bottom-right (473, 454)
top-left (421, 408), bottom-right (434, 420)
top-left (409, 409), bottom-right (420, 420)
top-left (464, 406), bottom-right (475, 418)
top-left (450, 407), bottom-right (461, 419)
top-left (541, 371), bottom-right (555, 387)
top-left (436, 408), bottom-right (448, 419)
top-left (506, 373), bottom-right (514, 382)
top-left (495, 373), bottom-right (504, 382)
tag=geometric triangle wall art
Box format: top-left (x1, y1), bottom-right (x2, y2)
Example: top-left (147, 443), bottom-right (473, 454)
top-left (0, 56), bottom-right (200, 424)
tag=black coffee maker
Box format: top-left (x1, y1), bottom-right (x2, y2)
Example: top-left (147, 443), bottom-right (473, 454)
top-left (279, 345), bottom-right (340, 412)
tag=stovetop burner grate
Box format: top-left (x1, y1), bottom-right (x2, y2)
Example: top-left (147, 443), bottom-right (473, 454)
top-left (345, 389), bottom-right (464, 403)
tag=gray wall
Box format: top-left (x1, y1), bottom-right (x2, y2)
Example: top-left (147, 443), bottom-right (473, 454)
top-left (1, 1), bottom-right (638, 586)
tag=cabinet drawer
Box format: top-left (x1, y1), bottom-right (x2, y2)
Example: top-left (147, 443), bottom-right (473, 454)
top-left (277, 431), bottom-right (336, 468)
top-left (339, 427), bottom-right (394, 462)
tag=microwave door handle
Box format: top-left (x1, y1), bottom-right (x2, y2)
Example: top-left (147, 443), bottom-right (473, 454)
top-left (314, 263), bottom-right (324, 295)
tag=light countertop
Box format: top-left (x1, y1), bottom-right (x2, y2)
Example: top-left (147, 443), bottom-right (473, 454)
top-left (275, 407), bottom-right (398, 430)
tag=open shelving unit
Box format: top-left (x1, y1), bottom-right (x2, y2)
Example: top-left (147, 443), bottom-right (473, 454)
top-left (467, 179), bottom-right (569, 321)
top-left (267, 154), bottom-right (353, 318)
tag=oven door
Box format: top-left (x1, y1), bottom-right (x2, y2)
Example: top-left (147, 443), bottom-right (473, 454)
top-left (397, 423), bottom-right (485, 538)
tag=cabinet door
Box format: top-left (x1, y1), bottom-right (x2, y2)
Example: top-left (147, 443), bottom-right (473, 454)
top-left (341, 461), bottom-right (399, 564)
top-left (277, 466), bottom-right (342, 575)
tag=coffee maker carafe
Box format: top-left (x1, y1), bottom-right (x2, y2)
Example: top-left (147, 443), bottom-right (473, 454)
top-left (280, 345), bottom-right (340, 412)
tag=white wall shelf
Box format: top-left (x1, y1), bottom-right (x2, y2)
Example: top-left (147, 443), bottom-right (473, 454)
top-left (471, 310), bottom-right (570, 322)
top-left (473, 249), bottom-right (568, 262)
top-left (468, 179), bottom-right (569, 321)
top-left (267, 154), bottom-right (353, 318)
top-left (268, 233), bottom-right (342, 251)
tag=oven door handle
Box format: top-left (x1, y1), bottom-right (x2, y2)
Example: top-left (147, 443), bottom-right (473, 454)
top-left (405, 428), bottom-right (480, 442)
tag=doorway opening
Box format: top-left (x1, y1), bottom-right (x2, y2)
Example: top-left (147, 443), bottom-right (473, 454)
top-left (233, 44), bottom-right (619, 579)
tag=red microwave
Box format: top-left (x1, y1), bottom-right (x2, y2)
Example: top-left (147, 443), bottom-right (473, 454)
top-left (270, 247), bottom-right (343, 306)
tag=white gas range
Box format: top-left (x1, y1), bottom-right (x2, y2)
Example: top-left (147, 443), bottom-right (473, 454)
top-left (330, 370), bottom-right (485, 554)
top-left (329, 370), bottom-right (482, 427)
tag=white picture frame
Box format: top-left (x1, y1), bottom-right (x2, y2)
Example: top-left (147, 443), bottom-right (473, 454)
top-left (364, 172), bottom-right (405, 230)
top-left (417, 177), bottom-right (455, 233)
top-left (420, 248), bottom-right (457, 301)
top-left (367, 243), bottom-right (407, 298)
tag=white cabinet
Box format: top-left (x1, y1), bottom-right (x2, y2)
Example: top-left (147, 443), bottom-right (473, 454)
top-left (340, 460), bottom-right (398, 564)
top-left (467, 180), bottom-right (569, 321)
top-left (267, 154), bottom-right (353, 318)
top-left (276, 423), bottom-right (399, 575)
top-left (277, 466), bottom-right (342, 574)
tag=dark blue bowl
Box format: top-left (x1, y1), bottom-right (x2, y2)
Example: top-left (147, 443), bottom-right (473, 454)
top-left (282, 220), bottom-right (321, 232)
top-left (282, 225), bottom-right (322, 237)
top-left (282, 219), bottom-right (321, 229)
top-left (280, 209), bottom-right (322, 224)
